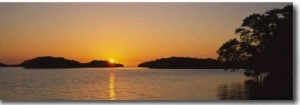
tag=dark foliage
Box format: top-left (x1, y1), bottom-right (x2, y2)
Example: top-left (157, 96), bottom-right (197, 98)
top-left (19, 56), bottom-right (124, 69)
top-left (216, 5), bottom-right (293, 99)
top-left (217, 5), bottom-right (293, 80)
top-left (138, 56), bottom-right (222, 69)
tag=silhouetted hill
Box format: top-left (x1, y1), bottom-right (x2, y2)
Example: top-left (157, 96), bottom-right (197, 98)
top-left (138, 57), bottom-right (222, 69)
top-left (20, 56), bottom-right (81, 68)
top-left (0, 63), bottom-right (8, 67)
top-left (19, 56), bottom-right (124, 69)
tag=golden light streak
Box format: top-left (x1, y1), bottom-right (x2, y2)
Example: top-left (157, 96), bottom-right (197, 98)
top-left (109, 72), bottom-right (116, 100)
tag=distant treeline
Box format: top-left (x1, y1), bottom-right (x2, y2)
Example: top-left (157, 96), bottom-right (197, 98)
top-left (137, 56), bottom-right (280, 69)
top-left (0, 63), bottom-right (8, 67)
top-left (138, 57), bottom-right (223, 69)
top-left (1, 56), bottom-right (124, 69)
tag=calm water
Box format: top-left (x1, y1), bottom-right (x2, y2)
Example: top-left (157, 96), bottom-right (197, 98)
top-left (0, 67), bottom-right (249, 100)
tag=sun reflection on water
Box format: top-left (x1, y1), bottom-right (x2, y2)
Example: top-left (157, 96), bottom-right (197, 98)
top-left (109, 72), bottom-right (116, 100)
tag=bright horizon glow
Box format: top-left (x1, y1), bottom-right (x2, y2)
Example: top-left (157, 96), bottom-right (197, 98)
top-left (0, 3), bottom-right (291, 66)
top-left (109, 59), bottom-right (115, 63)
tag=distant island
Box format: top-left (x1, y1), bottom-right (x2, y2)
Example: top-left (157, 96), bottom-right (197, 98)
top-left (17, 56), bottom-right (124, 69)
top-left (0, 63), bottom-right (9, 67)
top-left (138, 57), bottom-right (223, 69)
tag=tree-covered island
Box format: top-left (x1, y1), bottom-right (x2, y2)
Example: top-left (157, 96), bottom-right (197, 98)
top-left (138, 57), bottom-right (223, 69)
top-left (19, 56), bottom-right (124, 69)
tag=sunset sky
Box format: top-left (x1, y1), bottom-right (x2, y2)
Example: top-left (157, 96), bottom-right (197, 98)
top-left (0, 3), bottom-right (291, 66)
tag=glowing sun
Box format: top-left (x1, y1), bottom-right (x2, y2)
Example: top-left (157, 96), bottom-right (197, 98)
top-left (109, 59), bottom-right (115, 63)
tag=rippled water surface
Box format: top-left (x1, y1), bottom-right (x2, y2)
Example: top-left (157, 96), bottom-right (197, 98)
top-left (0, 67), bottom-right (248, 100)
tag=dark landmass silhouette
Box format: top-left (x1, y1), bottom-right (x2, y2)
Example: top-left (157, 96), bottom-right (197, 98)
top-left (138, 56), bottom-right (223, 69)
top-left (19, 56), bottom-right (124, 69)
top-left (81, 60), bottom-right (124, 68)
top-left (216, 5), bottom-right (293, 100)
top-left (0, 63), bottom-right (8, 67)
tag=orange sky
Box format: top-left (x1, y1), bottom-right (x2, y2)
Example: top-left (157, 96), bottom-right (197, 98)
top-left (0, 3), bottom-right (291, 66)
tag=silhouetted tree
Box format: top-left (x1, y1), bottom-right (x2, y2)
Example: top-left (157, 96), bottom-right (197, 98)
top-left (217, 5), bottom-right (293, 82)
top-left (217, 38), bottom-right (244, 62)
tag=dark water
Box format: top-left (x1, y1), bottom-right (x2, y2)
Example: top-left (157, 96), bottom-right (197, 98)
top-left (0, 67), bottom-right (251, 100)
